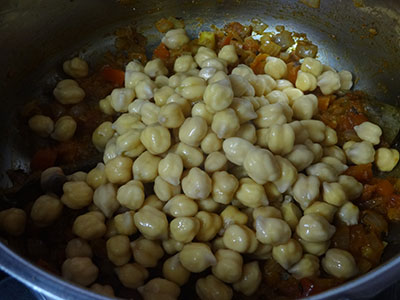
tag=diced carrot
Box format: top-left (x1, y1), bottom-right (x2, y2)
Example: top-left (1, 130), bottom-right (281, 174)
top-left (219, 33), bottom-right (233, 48)
top-left (30, 148), bottom-right (57, 171)
top-left (250, 53), bottom-right (268, 74)
top-left (318, 95), bottom-right (332, 111)
top-left (344, 163), bottom-right (373, 183)
top-left (286, 61), bottom-right (300, 84)
top-left (153, 43), bottom-right (170, 61)
top-left (372, 179), bottom-right (395, 197)
top-left (243, 37), bottom-right (260, 53)
top-left (101, 66), bottom-right (125, 87)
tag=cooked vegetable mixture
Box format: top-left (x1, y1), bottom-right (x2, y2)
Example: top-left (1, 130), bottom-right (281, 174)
top-left (1, 19), bottom-right (400, 299)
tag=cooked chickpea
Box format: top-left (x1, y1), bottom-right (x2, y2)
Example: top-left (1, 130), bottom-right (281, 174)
top-left (61, 181), bottom-right (93, 209)
top-left (138, 277), bottom-right (181, 300)
top-left (140, 101), bottom-right (160, 125)
top-left (162, 28), bottom-right (190, 49)
top-left (179, 242), bottom-right (216, 272)
top-left (170, 217), bottom-right (200, 243)
top-left (195, 46), bottom-right (217, 66)
top-left (236, 122), bottom-right (257, 144)
top-left (235, 178), bottom-right (268, 208)
top-left (243, 148), bottom-right (281, 185)
top-left (272, 239), bottom-right (303, 269)
top-left (51, 116), bottom-right (77, 141)
top-left (223, 137), bottom-right (255, 166)
top-left (273, 157), bottom-right (298, 194)
top-left (53, 79), bottom-right (85, 104)
top-left (195, 211), bottom-right (222, 241)
top-left (131, 237), bottom-right (164, 267)
top-left (30, 194), bottom-right (63, 227)
top-left (171, 142), bottom-right (204, 168)
top-left (132, 151), bottom-right (161, 183)
top-left (90, 283), bottom-right (115, 297)
top-left (201, 131), bottom-right (222, 154)
top-left (112, 113), bottom-right (144, 135)
top-left (72, 212), bottom-right (106, 240)
top-left (140, 124), bottom-right (171, 155)
top-left (281, 199), bottom-right (302, 230)
top-left (62, 257), bottom-right (98, 286)
top-left (337, 202), bottom-right (359, 225)
top-left (28, 114), bottom-right (54, 137)
top-left (115, 129), bottom-right (145, 158)
top-left (176, 76), bottom-right (206, 101)
top-left (323, 145), bottom-right (347, 163)
top-left (136, 80), bottom-right (157, 102)
top-left (144, 58), bottom-right (168, 78)
top-left (154, 176), bottom-right (181, 202)
top-left (154, 86), bottom-right (174, 106)
top-left (221, 205), bottom-right (248, 228)
top-left (338, 175), bottom-right (363, 200)
top-left (181, 167), bottom-right (212, 200)
top-left (114, 211), bottom-right (137, 235)
top-left (0, 208), bottom-right (26, 236)
top-left (163, 194), bottom-right (198, 217)
top-left (174, 54), bottom-right (197, 73)
top-left (106, 235), bottom-right (131, 266)
top-left (197, 197), bottom-right (222, 213)
top-left (344, 141), bottom-right (375, 165)
top-left (110, 88), bottom-right (135, 112)
top-left (158, 103), bottom-right (185, 128)
top-left (289, 254), bottom-right (320, 279)
top-left (296, 214), bottom-right (336, 242)
top-left (218, 44), bottom-right (238, 65)
top-left (103, 138), bottom-right (118, 163)
top-left (179, 116), bottom-right (208, 147)
top-left (162, 238), bottom-right (185, 255)
top-left (105, 156), bottom-right (133, 184)
top-left (375, 147), bottom-right (400, 172)
top-left (264, 56), bottom-right (287, 79)
top-left (142, 194), bottom-right (164, 210)
top-left (211, 108), bottom-right (240, 139)
top-left (267, 123), bottom-right (295, 155)
top-left (196, 275), bottom-right (233, 300)
top-left (92, 183), bottom-right (119, 218)
top-left (306, 162), bottom-right (338, 183)
top-left (339, 70), bottom-right (353, 90)
top-left (211, 171), bottom-right (239, 204)
top-left (63, 57), bottom-right (89, 78)
top-left (304, 201), bottom-right (338, 223)
top-left (321, 156), bottom-right (348, 175)
top-left (223, 224), bottom-right (258, 253)
top-left (298, 238), bottom-right (330, 256)
top-left (92, 122), bottom-right (114, 152)
top-left (134, 205), bottom-right (168, 240)
top-left (295, 71), bottom-right (317, 92)
top-left (322, 248), bottom-right (358, 279)
top-left (233, 261), bottom-right (262, 296)
top-left (211, 249), bottom-right (243, 283)
top-left (163, 253), bottom-right (191, 286)
top-left (66, 238), bottom-right (92, 258)
top-left (230, 74), bottom-right (255, 97)
top-left (157, 153), bottom-right (183, 186)
top-left (203, 82), bottom-right (234, 112)
top-left (317, 70), bottom-right (341, 95)
top-left (292, 94), bottom-right (318, 120)
top-left (255, 216), bottom-right (291, 246)
top-left (115, 263), bottom-right (149, 288)
top-left (116, 180), bottom-right (144, 210)
top-left (285, 144), bottom-right (314, 171)
top-left (253, 206), bottom-right (282, 225)
top-left (322, 181), bottom-right (348, 207)
top-left (255, 103), bottom-right (287, 128)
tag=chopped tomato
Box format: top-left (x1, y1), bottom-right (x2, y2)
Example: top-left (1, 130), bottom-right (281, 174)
top-left (101, 66), bottom-right (125, 87)
top-left (30, 148), bottom-right (57, 171)
top-left (153, 43), bottom-right (170, 61)
top-left (219, 33), bottom-right (232, 47)
top-left (339, 111), bottom-right (368, 131)
top-left (344, 163), bottom-right (373, 183)
top-left (286, 61), bottom-right (300, 84)
top-left (250, 53), bottom-right (268, 74)
top-left (373, 178), bottom-right (395, 197)
top-left (318, 95), bottom-right (335, 111)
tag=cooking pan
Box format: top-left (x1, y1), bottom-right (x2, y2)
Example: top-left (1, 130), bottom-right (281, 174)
top-left (0, 0), bottom-right (399, 299)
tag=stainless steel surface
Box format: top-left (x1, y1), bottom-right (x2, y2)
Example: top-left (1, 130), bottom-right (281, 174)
top-left (0, 0), bottom-right (399, 299)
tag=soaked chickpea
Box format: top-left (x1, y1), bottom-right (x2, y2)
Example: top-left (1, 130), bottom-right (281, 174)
top-left (30, 194), bottom-right (63, 227)
top-left (62, 257), bottom-right (98, 286)
top-left (296, 214), bottom-right (336, 243)
top-left (322, 248), bottom-right (358, 279)
top-left (105, 156), bottom-right (133, 185)
top-left (272, 239), bottom-right (303, 270)
top-left (204, 151), bottom-right (228, 173)
top-left (179, 116), bottom-right (208, 147)
top-left (212, 171), bottom-right (239, 204)
top-left (163, 253), bottom-right (191, 286)
top-left (66, 238), bottom-right (92, 258)
top-left (61, 181), bottom-right (93, 210)
top-left (131, 237), bottom-right (164, 267)
top-left (115, 263), bottom-right (149, 288)
top-left (93, 183), bottom-right (120, 218)
top-left (220, 205), bottom-right (248, 229)
top-left (86, 163), bottom-right (108, 189)
top-left (114, 211), bottom-right (137, 235)
top-left (179, 242), bottom-right (216, 272)
top-left (72, 212), bottom-right (106, 240)
top-left (134, 205), bottom-right (169, 240)
top-left (223, 224), bottom-right (258, 253)
top-left (212, 249), bottom-right (243, 283)
top-left (140, 124), bottom-right (171, 155)
top-left (255, 216), bottom-right (292, 246)
top-left (196, 275), bottom-right (233, 300)
top-left (0, 208), bottom-right (27, 236)
top-left (171, 142), bottom-right (204, 168)
top-left (201, 131), bottom-right (222, 154)
top-left (158, 153), bottom-right (183, 186)
top-left (138, 277), bottom-right (181, 300)
top-left (106, 235), bottom-right (131, 266)
top-left (132, 151), bottom-right (161, 183)
top-left (154, 176), bottom-right (181, 202)
top-left (163, 194), bottom-right (198, 217)
top-left (233, 261), bottom-right (262, 296)
top-left (181, 167), bottom-right (212, 200)
top-left (170, 217), bottom-right (201, 243)
top-left (236, 177), bottom-right (268, 208)
top-left (195, 211), bottom-right (222, 242)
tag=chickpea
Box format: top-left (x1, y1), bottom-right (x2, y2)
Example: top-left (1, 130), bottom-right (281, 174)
top-left (106, 235), bottom-right (131, 266)
top-left (115, 129), bottom-right (145, 158)
top-left (322, 248), bottom-right (358, 279)
top-left (220, 205), bottom-right (248, 229)
top-left (28, 114), bottom-right (54, 137)
top-left (144, 58), bottom-right (168, 78)
top-left (272, 239), bottom-right (303, 270)
top-left (114, 211), bottom-right (137, 235)
top-left (30, 194), bottom-right (63, 227)
top-left (296, 214), bottom-right (336, 242)
top-left (105, 156), bottom-right (133, 185)
top-left (0, 208), bottom-right (27, 236)
top-left (134, 205), bottom-right (168, 240)
top-left (110, 88), bottom-right (135, 112)
top-left (53, 79), bottom-right (85, 105)
top-left (273, 156), bottom-right (298, 194)
top-left (93, 183), bottom-right (119, 218)
top-left (204, 151), bottom-right (227, 174)
top-left (140, 124), bottom-right (171, 155)
top-left (321, 156), bottom-right (348, 175)
top-left (162, 238), bottom-right (185, 255)
top-left (115, 263), bottom-right (149, 288)
top-left (154, 176), bottom-right (181, 202)
top-left (158, 103), bottom-right (185, 128)
top-left (255, 216), bottom-right (291, 246)
top-left (62, 257), bottom-right (98, 286)
top-left (163, 194), bottom-right (198, 217)
top-left (181, 167), bottom-right (212, 200)
top-left (375, 147), bottom-right (400, 172)
top-left (171, 142), bottom-right (204, 168)
top-left (176, 76), bottom-right (206, 102)
top-left (344, 141), bottom-right (375, 165)
top-left (211, 108), bottom-right (240, 139)
top-left (179, 242), bottom-right (216, 272)
top-left (211, 249), bottom-right (243, 283)
top-left (243, 148), bottom-right (281, 184)
top-left (195, 211), bottom-right (222, 242)
top-left (90, 283), bottom-right (115, 297)
top-left (163, 253), bottom-right (191, 286)
top-left (112, 112), bottom-right (143, 135)
top-left (140, 101), bottom-right (160, 125)
top-left (267, 124), bottom-right (295, 155)
top-left (51, 116), bottom-right (77, 142)
top-left (305, 141), bottom-right (324, 164)
top-left (233, 261), bottom-right (262, 296)
top-left (138, 277), bottom-right (181, 300)
top-left (211, 171), bottom-right (239, 204)
top-left (197, 197), bottom-right (222, 213)
top-left (63, 57), bottom-right (89, 78)
top-left (303, 201), bottom-right (337, 223)
top-left (201, 131), bottom-right (222, 154)
top-left (264, 57), bottom-right (287, 79)
top-left (72, 212), bottom-right (106, 240)
top-left (298, 238), bottom-right (330, 256)
top-left (86, 163), bottom-right (108, 189)
top-left (322, 181), bottom-right (348, 207)
top-left (222, 137), bottom-right (255, 166)
top-left (192, 102), bottom-right (214, 126)
top-left (236, 122), bottom-right (257, 144)
top-left (170, 217), bottom-right (201, 243)
top-left (337, 202), bottom-right (359, 225)
top-left (236, 178), bottom-right (268, 208)
top-left (67, 171), bottom-right (87, 182)
top-left (196, 275), bottom-right (233, 300)
top-left (142, 194), bottom-right (164, 210)
top-left (61, 181), bottom-right (93, 209)
top-left (132, 151), bottom-right (161, 183)
top-left (66, 238), bottom-right (92, 258)
top-left (223, 224), bottom-right (258, 253)
top-left (253, 206), bottom-right (282, 226)
top-left (289, 254), bottom-right (320, 279)
top-left (264, 182), bottom-right (283, 205)
top-left (105, 218), bottom-right (118, 239)
top-left (285, 144), bottom-right (314, 171)
top-left (203, 82), bottom-right (234, 112)
top-left (292, 174), bottom-right (320, 210)
top-left (131, 237), bottom-right (164, 267)
top-left (116, 180), bottom-right (145, 210)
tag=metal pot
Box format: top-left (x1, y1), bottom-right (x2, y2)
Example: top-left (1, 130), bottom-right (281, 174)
top-left (0, 0), bottom-right (399, 299)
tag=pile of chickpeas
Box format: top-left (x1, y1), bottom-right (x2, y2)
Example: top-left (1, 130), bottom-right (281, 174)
top-left (1, 26), bottom-right (400, 300)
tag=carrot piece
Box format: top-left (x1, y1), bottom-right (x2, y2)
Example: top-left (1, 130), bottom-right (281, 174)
top-left (286, 62), bottom-right (300, 84)
top-left (373, 179), bottom-right (395, 197)
top-left (101, 66), bottom-right (125, 87)
top-left (30, 148), bottom-right (57, 171)
top-left (218, 33), bottom-right (232, 48)
top-left (153, 43), bottom-right (170, 61)
top-left (250, 53), bottom-right (268, 74)
top-left (318, 95), bottom-right (332, 111)
top-left (344, 163), bottom-right (373, 183)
